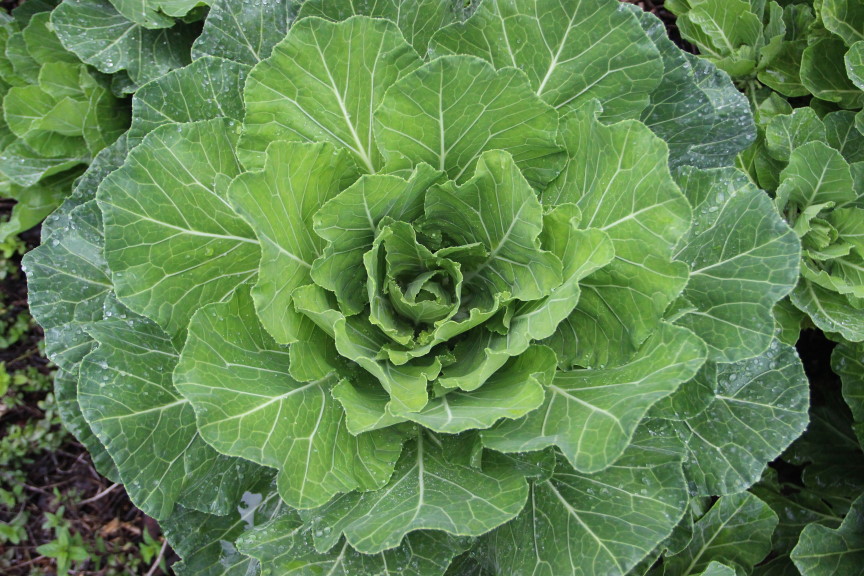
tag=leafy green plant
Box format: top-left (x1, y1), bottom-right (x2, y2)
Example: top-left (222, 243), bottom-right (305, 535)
top-left (23, 0), bottom-right (814, 574)
top-left (0, 2), bottom-right (129, 242)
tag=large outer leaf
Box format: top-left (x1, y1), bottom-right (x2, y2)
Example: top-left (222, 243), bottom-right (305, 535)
top-left (834, 341), bottom-right (864, 447)
top-left (801, 38), bottom-right (864, 109)
top-left (240, 16), bottom-right (422, 172)
top-left (822, 0), bottom-right (864, 47)
top-left (238, 515), bottom-right (471, 576)
top-left (174, 287), bottom-right (403, 509)
top-left (482, 323), bottom-right (705, 473)
top-left (192, 0), bottom-right (294, 66)
top-left (663, 493), bottom-right (778, 576)
top-left (792, 493), bottom-right (864, 576)
top-left (52, 0), bottom-right (197, 86)
top-left (424, 149), bottom-right (563, 302)
top-left (98, 119), bottom-right (259, 342)
top-left (486, 423), bottom-right (688, 576)
top-left (429, 0), bottom-right (662, 122)
top-left (298, 0), bottom-right (461, 55)
top-left (634, 7), bottom-right (755, 170)
top-left (542, 107), bottom-right (691, 368)
top-left (791, 280), bottom-right (864, 342)
top-left (673, 340), bottom-right (809, 496)
top-left (673, 167), bottom-right (800, 362)
top-left (128, 56), bottom-right (249, 146)
top-left (229, 141), bottom-right (359, 344)
top-left (375, 54), bottom-right (565, 188)
top-left (79, 313), bottom-right (260, 520)
top-left (307, 434), bottom-right (529, 555)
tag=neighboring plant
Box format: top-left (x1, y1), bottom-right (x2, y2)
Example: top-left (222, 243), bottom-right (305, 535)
top-left (0, 2), bottom-right (129, 242)
top-left (25, 0), bottom-right (812, 574)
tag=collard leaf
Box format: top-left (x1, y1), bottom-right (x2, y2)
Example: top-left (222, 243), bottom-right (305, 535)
top-left (107, 0), bottom-right (205, 29)
top-left (298, 0), bottom-right (460, 55)
top-left (791, 280), bottom-right (864, 342)
top-left (0, 139), bottom-right (86, 187)
top-left (429, 0), bottom-right (663, 122)
top-left (375, 54), bottom-right (565, 188)
top-left (542, 107), bottom-right (691, 368)
top-left (52, 0), bottom-right (198, 86)
top-left (834, 341), bottom-right (864, 446)
top-left (307, 434), bottom-right (529, 555)
top-left (635, 7), bottom-right (755, 170)
top-left (777, 141), bottom-right (856, 210)
top-left (129, 56), bottom-right (249, 146)
top-left (673, 166), bottom-right (800, 363)
top-left (801, 38), bottom-right (864, 109)
top-left (792, 493), bottom-right (864, 576)
top-left (229, 141), bottom-right (359, 344)
top-left (240, 16), bottom-right (422, 172)
top-left (486, 423), bottom-right (688, 576)
top-left (482, 323), bottom-right (705, 473)
top-left (822, 0), bottom-right (864, 48)
top-left (98, 119), bottom-right (259, 342)
top-left (79, 313), bottom-right (260, 520)
top-left (674, 340), bottom-right (810, 495)
top-left (663, 492), bottom-right (778, 576)
top-left (238, 515), bottom-right (472, 576)
top-left (173, 287), bottom-right (403, 509)
top-left (192, 0), bottom-right (294, 66)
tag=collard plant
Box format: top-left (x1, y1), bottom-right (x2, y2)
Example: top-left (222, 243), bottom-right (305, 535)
top-left (24, 0), bottom-right (810, 573)
top-left (0, 1), bottom-right (129, 241)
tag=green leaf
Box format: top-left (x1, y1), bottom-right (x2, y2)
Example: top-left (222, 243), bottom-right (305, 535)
top-left (424, 149), bottom-right (563, 302)
top-left (847, 42), bottom-right (864, 90)
top-left (673, 339), bottom-right (809, 495)
top-left (663, 492), bottom-right (778, 576)
top-left (673, 166), bottom-right (800, 362)
top-left (483, 323), bottom-right (705, 473)
top-left (834, 341), bottom-right (864, 446)
top-left (192, 0), bottom-right (293, 66)
top-left (52, 0), bottom-right (197, 86)
top-left (543, 107), bottom-right (691, 368)
top-left (801, 38), bottom-right (864, 109)
top-left (229, 141), bottom-right (359, 344)
top-left (307, 433), bottom-right (529, 555)
top-left (634, 7), bottom-right (756, 170)
top-left (791, 280), bottom-right (864, 342)
top-left (0, 140), bottom-right (85, 187)
top-left (765, 108), bottom-right (827, 163)
top-left (486, 423), bottom-right (688, 576)
top-left (778, 141), bottom-right (857, 210)
top-left (240, 16), bottom-right (422, 173)
top-left (174, 287), bottom-right (403, 509)
top-left (429, 0), bottom-right (662, 122)
top-left (404, 345), bottom-right (555, 434)
top-left (129, 56), bottom-right (249, 146)
top-left (0, 173), bottom-right (71, 241)
top-left (298, 0), bottom-right (460, 55)
top-left (79, 313), bottom-right (260, 520)
top-left (825, 110), bottom-right (864, 163)
top-left (792, 493), bottom-right (864, 576)
top-left (822, 0), bottom-right (864, 47)
top-left (238, 515), bottom-right (472, 576)
top-left (98, 119), bottom-right (259, 343)
top-left (107, 0), bottom-right (204, 29)
top-left (375, 54), bottom-right (565, 188)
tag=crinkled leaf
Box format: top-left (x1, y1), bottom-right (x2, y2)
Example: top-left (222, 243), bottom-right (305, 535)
top-left (79, 314), bottom-right (259, 520)
top-left (174, 287), bottom-right (403, 509)
top-left (792, 493), bottom-right (864, 576)
top-left (375, 54), bottom-right (565, 188)
top-left (229, 141), bottom-right (359, 344)
top-left (238, 515), bottom-right (472, 576)
top-left (424, 149), bottom-right (563, 302)
top-left (483, 323), bottom-right (705, 473)
top-left (308, 434), bottom-right (528, 555)
top-left (543, 107), bottom-right (691, 368)
top-left (663, 492), bottom-right (778, 576)
top-left (128, 56), bottom-right (249, 146)
top-left (673, 166), bottom-right (799, 362)
top-left (429, 0), bottom-right (662, 122)
top-left (673, 339), bottom-right (810, 496)
top-left (486, 423), bottom-right (688, 576)
top-left (98, 119), bottom-right (259, 343)
top-left (52, 0), bottom-right (197, 86)
top-left (240, 16), bottom-right (422, 172)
